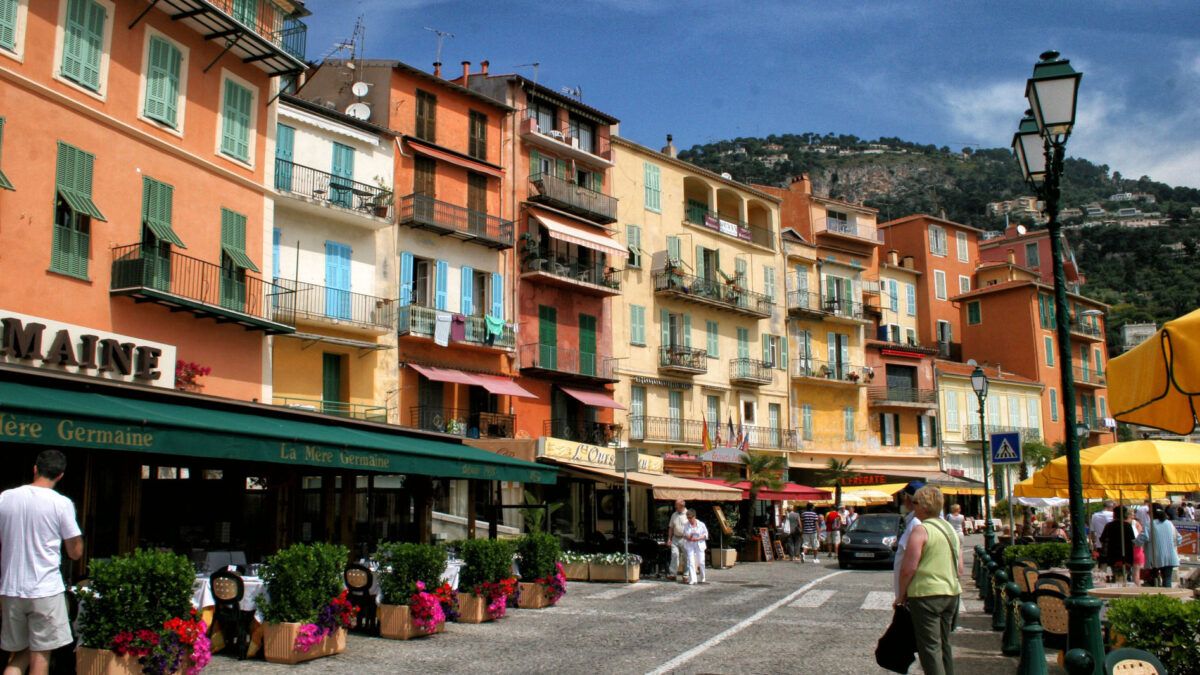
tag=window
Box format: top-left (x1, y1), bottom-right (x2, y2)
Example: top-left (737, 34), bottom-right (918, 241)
top-left (625, 224), bottom-right (642, 268)
top-left (956, 231), bottom-right (969, 262)
top-left (415, 90), bottom-right (436, 142)
top-left (1008, 395), bottom-right (1021, 428)
top-left (400, 253), bottom-right (435, 307)
top-left (568, 116), bottom-right (594, 153)
top-left (643, 162), bottom-right (661, 212)
top-left (219, 77), bottom-right (253, 162)
top-left (0, 118), bottom-right (12, 190)
top-left (958, 275), bottom-right (971, 294)
top-left (881, 413), bottom-right (899, 446)
top-left (329, 142), bottom-right (355, 207)
top-left (937, 320), bottom-right (952, 345)
top-left (144, 36), bottom-right (182, 128)
top-left (934, 270), bottom-right (947, 300)
top-left (231, 0), bottom-right (256, 26)
top-left (763, 266), bottom-right (776, 302)
top-left (918, 415), bottom-right (934, 447)
top-left (413, 156), bottom-right (435, 196)
top-left (1049, 389), bottom-right (1059, 422)
top-left (0, 0), bottom-right (19, 53)
top-left (987, 396), bottom-right (1000, 426)
top-left (1099, 397), bottom-right (1107, 421)
top-left (51, 141), bottom-right (106, 278)
top-left (1044, 336), bottom-right (1055, 366)
top-left (468, 110), bottom-right (487, 160)
top-left (576, 167), bottom-right (602, 193)
top-left (1095, 349), bottom-right (1104, 376)
top-left (630, 387), bottom-right (646, 440)
top-left (762, 334), bottom-right (785, 369)
top-left (219, 208), bottom-right (256, 311)
top-left (141, 176), bottom-right (183, 252)
top-left (905, 283), bottom-right (916, 316)
top-left (945, 392), bottom-right (959, 431)
top-left (1038, 293), bottom-right (1057, 329)
top-left (905, 327), bottom-right (917, 346)
top-left (888, 279), bottom-right (899, 312)
top-left (528, 99), bottom-right (556, 134)
top-left (967, 301), bottom-right (981, 325)
top-left (1025, 242), bottom-right (1041, 267)
top-left (662, 311), bottom-right (691, 349)
top-left (843, 407), bottom-right (855, 441)
top-left (706, 320), bottom-right (718, 358)
top-left (801, 404), bottom-right (813, 441)
top-left (929, 224), bottom-right (947, 256)
top-left (60, 0), bottom-right (107, 91)
top-left (1027, 399), bottom-right (1040, 434)
top-left (629, 305), bottom-right (645, 346)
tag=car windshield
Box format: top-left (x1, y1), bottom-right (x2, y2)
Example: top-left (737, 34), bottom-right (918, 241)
top-left (849, 516), bottom-right (899, 534)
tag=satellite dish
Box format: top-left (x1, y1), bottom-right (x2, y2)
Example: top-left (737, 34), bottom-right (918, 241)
top-left (1016, 224), bottom-right (1027, 235)
top-left (351, 81), bottom-right (370, 97)
top-left (720, 172), bottom-right (733, 179)
top-left (966, 359), bottom-right (978, 367)
top-left (345, 103), bottom-right (371, 121)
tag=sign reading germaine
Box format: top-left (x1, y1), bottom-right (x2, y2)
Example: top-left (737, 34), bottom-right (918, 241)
top-left (0, 310), bottom-right (175, 388)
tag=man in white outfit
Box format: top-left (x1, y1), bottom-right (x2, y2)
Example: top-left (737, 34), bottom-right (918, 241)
top-left (684, 510), bottom-right (709, 584)
top-left (893, 481), bottom-right (924, 596)
top-left (666, 499), bottom-right (688, 580)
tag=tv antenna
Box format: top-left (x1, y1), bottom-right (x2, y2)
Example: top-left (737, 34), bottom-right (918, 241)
top-left (424, 27), bottom-right (454, 66)
top-left (560, 85), bottom-right (583, 101)
top-left (322, 16), bottom-right (366, 66)
top-left (515, 62), bottom-right (540, 86)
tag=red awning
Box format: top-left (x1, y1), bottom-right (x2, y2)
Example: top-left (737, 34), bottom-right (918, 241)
top-left (880, 349), bottom-right (924, 359)
top-left (407, 363), bottom-right (480, 386)
top-left (559, 386), bottom-right (625, 410)
top-left (693, 479), bottom-right (831, 502)
top-left (472, 374), bottom-right (538, 399)
top-left (406, 139), bottom-right (504, 179)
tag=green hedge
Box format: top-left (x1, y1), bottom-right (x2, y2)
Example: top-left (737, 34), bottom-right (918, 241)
top-left (79, 549), bottom-right (195, 649)
top-left (376, 542), bottom-right (446, 605)
top-left (1001, 542), bottom-right (1070, 569)
top-left (458, 538), bottom-right (515, 589)
top-left (517, 532), bottom-right (560, 580)
top-left (258, 542), bottom-right (347, 624)
top-left (1108, 595), bottom-right (1200, 675)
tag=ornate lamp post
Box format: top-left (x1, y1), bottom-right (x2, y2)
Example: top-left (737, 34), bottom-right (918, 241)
top-left (971, 365), bottom-right (995, 550)
top-left (1012, 50), bottom-right (1104, 672)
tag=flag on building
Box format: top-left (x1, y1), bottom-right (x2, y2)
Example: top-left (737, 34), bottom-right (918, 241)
top-left (727, 415), bottom-right (735, 446)
top-left (702, 418), bottom-right (712, 452)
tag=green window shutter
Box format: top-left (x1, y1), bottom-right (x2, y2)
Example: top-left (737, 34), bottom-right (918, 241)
top-left (55, 141), bottom-right (105, 220)
top-left (706, 320), bottom-right (718, 358)
top-left (141, 177), bottom-right (184, 247)
top-left (555, 159), bottom-right (567, 179)
top-left (221, 79), bottom-right (252, 161)
top-left (660, 309), bottom-right (669, 348)
top-left (626, 224), bottom-right (641, 267)
top-left (762, 334), bottom-right (770, 363)
top-left (737, 327), bottom-right (748, 358)
top-left (682, 314), bottom-right (691, 348)
top-left (781, 336), bottom-right (788, 370)
top-left (644, 162), bottom-right (661, 212)
top-left (0, 118), bottom-right (12, 191)
top-left (220, 207), bottom-right (258, 272)
top-left (0, 0), bottom-right (17, 51)
top-left (529, 149), bottom-right (541, 178)
top-left (630, 305), bottom-right (644, 345)
top-left (63, 0), bottom-right (106, 90)
top-left (666, 235), bottom-right (680, 263)
top-left (232, 0), bottom-right (257, 27)
top-left (145, 37), bottom-right (182, 127)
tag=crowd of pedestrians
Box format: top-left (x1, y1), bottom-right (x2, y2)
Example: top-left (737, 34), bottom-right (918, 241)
top-left (777, 503), bottom-right (858, 562)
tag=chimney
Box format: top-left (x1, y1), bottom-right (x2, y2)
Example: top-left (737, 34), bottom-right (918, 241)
top-left (1005, 222), bottom-right (1019, 238)
top-left (661, 134), bottom-right (677, 158)
top-left (1007, 249), bottom-right (1016, 264)
top-left (461, 61), bottom-right (471, 85)
top-left (902, 255), bottom-right (915, 269)
top-left (480, 60), bottom-right (489, 76)
top-left (888, 250), bottom-right (899, 266)
top-left (433, 62), bottom-right (441, 78)
top-left (790, 173), bottom-right (813, 195)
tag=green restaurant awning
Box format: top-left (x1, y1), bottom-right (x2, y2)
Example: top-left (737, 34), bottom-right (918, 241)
top-left (0, 380), bottom-right (556, 484)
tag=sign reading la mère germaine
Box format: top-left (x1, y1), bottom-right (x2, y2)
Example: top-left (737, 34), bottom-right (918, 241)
top-left (539, 437), bottom-right (664, 475)
top-left (0, 311), bottom-right (176, 388)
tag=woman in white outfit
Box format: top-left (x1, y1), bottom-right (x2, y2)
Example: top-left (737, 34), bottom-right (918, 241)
top-left (684, 509), bottom-right (709, 585)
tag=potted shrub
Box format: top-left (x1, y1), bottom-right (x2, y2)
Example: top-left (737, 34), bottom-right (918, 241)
top-left (588, 553), bottom-right (642, 583)
top-left (560, 551), bottom-right (591, 582)
top-left (1001, 542), bottom-right (1071, 570)
top-left (456, 538), bottom-right (517, 623)
top-left (1107, 595), bottom-right (1200, 675)
top-left (76, 549), bottom-right (210, 675)
top-left (370, 176), bottom-right (393, 218)
top-left (375, 542), bottom-right (447, 640)
top-left (516, 533), bottom-right (565, 609)
top-left (257, 543), bottom-right (355, 665)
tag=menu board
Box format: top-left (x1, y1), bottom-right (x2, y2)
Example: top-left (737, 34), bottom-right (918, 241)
top-left (759, 527), bottom-right (774, 562)
top-left (773, 539), bottom-right (786, 560)
top-left (713, 505), bottom-right (733, 536)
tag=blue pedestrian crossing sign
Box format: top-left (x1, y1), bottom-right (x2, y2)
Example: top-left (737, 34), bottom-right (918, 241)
top-left (990, 432), bottom-right (1022, 464)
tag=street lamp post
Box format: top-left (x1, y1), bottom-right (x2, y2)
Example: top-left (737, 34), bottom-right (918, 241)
top-left (1012, 50), bottom-right (1104, 672)
top-left (971, 365), bottom-right (995, 550)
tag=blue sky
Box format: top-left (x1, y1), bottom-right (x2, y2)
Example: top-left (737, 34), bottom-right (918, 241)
top-left (300, 1), bottom-right (1200, 187)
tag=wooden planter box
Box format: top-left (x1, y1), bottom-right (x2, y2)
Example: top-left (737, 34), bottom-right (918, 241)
top-left (562, 562), bottom-right (589, 581)
top-left (77, 647), bottom-right (179, 675)
top-left (262, 623), bottom-right (346, 665)
top-left (711, 548), bottom-right (738, 569)
top-left (588, 563), bottom-right (640, 583)
top-left (456, 592), bottom-right (494, 624)
top-left (379, 604), bottom-right (445, 640)
top-left (517, 582), bottom-right (553, 609)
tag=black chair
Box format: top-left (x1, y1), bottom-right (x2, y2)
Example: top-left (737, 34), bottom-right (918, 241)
top-left (344, 563), bottom-right (377, 634)
top-left (209, 570), bottom-right (252, 660)
top-left (1035, 572), bottom-right (1071, 594)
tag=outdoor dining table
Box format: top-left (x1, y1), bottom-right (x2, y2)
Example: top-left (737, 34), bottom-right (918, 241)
top-left (1088, 585), bottom-right (1194, 600)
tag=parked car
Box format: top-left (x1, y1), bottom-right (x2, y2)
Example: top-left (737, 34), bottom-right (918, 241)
top-left (838, 513), bottom-right (903, 569)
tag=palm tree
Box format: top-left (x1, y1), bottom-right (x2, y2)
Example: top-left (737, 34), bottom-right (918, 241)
top-left (726, 452), bottom-right (787, 533)
top-left (820, 458), bottom-right (856, 507)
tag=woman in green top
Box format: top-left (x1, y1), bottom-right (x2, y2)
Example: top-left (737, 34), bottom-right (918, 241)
top-left (895, 485), bottom-right (963, 675)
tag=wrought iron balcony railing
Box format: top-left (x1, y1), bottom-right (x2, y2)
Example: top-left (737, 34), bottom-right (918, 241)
top-left (792, 358), bottom-right (869, 384)
top-left (521, 254), bottom-right (621, 290)
top-left (683, 201), bottom-right (775, 249)
top-left (519, 344), bottom-right (617, 381)
top-left (823, 296), bottom-right (865, 321)
top-left (963, 424), bottom-right (1041, 442)
top-left (658, 345), bottom-right (707, 374)
top-left (867, 386), bottom-right (937, 405)
top-left (1069, 319), bottom-right (1104, 340)
top-left (627, 415), bottom-right (797, 449)
top-left (274, 159), bottom-right (391, 218)
top-left (408, 406), bottom-right (515, 439)
top-left (543, 419), bottom-right (622, 446)
top-left (397, 194), bottom-right (514, 249)
top-left (274, 397), bottom-right (387, 422)
top-left (272, 278), bottom-right (394, 331)
top-left (397, 303), bottom-right (515, 350)
top-left (210, 0), bottom-right (307, 60)
top-left (815, 217), bottom-right (878, 243)
top-left (652, 268), bottom-right (773, 317)
top-left (529, 172), bottom-right (617, 224)
top-left (1073, 366), bottom-right (1106, 387)
top-left (729, 358), bottom-right (774, 385)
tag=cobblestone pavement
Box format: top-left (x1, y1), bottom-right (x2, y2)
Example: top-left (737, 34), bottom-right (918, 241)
top-left (205, 534), bottom-right (1057, 674)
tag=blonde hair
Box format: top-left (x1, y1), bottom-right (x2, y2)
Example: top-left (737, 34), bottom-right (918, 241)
top-left (913, 486), bottom-right (944, 516)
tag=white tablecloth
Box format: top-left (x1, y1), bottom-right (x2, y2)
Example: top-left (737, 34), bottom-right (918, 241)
top-left (192, 575), bottom-right (265, 613)
top-left (373, 561), bottom-right (463, 604)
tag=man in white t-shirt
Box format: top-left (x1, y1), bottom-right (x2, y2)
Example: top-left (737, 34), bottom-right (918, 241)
top-left (893, 482), bottom-right (924, 596)
top-left (0, 450), bottom-right (83, 675)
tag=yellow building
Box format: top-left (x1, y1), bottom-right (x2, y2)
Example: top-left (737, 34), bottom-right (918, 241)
top-left (609, 137), bottom-right (792, 460)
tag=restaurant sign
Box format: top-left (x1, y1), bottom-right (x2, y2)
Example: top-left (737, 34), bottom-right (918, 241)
top-left (539, 437), bottom-right (664, 475)
top-left (0, 311), bottom-right (175, 388)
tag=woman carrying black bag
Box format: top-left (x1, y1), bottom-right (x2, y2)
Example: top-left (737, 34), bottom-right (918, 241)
top-left (893, 486), bottom-right (963, 675)
top-left (875, 604), bottom-right (916, 673)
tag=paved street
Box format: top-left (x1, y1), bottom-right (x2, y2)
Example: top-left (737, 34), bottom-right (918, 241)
top-left (206, 534), bottom-right (1050, 674)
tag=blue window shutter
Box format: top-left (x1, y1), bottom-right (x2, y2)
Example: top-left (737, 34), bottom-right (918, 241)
top-left (272, 228), bottom-right (281, 279)
top-left (490, 272), bottom-right (503, 317)
top-left (460, 265), bottom-right (474, 315)
top-left (435, 259), bottom-right (448, 309)
top-left (890, 279), bottom-right (899, 312)
top-left (399, 252), bottom-right (413, 305)
top-left (0, 0), bottom-right (17, 51)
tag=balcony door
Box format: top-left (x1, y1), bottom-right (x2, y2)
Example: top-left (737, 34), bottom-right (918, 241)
top-left (629, 386), bottom-right (646, 440)
top-left (140, 225), bottom-right (171, 292)
top-left (886, 365), bottom-right (917, 400)
top-left (275, 124), bottom-right (294, 191)
top-left (467, 172), bottom-right (488, 234)
top-left (330, 142), bottom-right (355, 208)
top-left (827, 332), bottom-right (850, 379)
top-left (768, 403), bottom-right (781, 447)
top-left (417, 377), bottom-right (444, 432)
top-left (579, 313), bottom-right (597, 376)
top-left (668, 390), bottom-right (683, 442)
top-left (539, 305), bottom-right (557, 370)
top-left (706, 396), bottom-right (720, 444)
top-left (324, 241), bottom-right (351, 320)
top-left (413, 156), bottom-right (436, 221)
top-left (322, 353), bottom-right (346, 415)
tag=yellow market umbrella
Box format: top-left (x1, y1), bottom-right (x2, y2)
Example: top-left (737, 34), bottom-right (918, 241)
top-left (1012, 471), bottom-right (1171, 500)
top-left (1109, 308), bottom-right (1200, 435)
top-left (1039, 440), bottom-right (1200, 489)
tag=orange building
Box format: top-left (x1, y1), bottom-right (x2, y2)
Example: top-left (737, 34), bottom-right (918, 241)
top-left (978, 223), bottom-right (1086, 291)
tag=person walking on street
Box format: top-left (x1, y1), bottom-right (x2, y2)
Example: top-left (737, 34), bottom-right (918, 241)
top-left (0, 450), bottom-right (84, 675)
top-left (800, 503), bottom-right (821, 563)
top-left (844, 505), bottom-right (858, 530)
top-left (683, 510), bottom-right (709, 584)
top-left (824, 507), bottom-right (843, 558)
top-left (1100, 505), bottom-right (1136, 585)
top-left (786, 506), bottom-right (802, 562)
top-left (1140, 506), bottom-right (1183, 587)
top-left (1090, 499), bottom-right (1115, 580)
top-left (895, 486), bottom-right (963, 675)
top-left (894, 481), bottom-right (924, 596)
top-left (667, 499), bottom-right (688, 581)
top-left (946, 504), bottom-right (965, 537)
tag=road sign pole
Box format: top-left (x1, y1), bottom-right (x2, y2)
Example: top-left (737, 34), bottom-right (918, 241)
top-left (1007, 465), bottom-right (1016, 539)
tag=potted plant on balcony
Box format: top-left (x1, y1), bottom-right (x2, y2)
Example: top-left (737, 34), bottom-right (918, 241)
top-left (257, 543), bottom-right (354, 665)
top-left (370, 176), bottom-right (393, 218)
top-left (519, 232), bottom-right (545, 272)
top-left (455, 538), bottom-right (517, 623)
top-left (375, 542), bottom-right (447, 640)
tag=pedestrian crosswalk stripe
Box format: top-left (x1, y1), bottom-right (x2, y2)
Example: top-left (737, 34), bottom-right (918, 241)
top-left (790, 589), bottom-right (835, 608)
top-left (715, 587), bottom-right (768, 605)
top-left (591, 583), bottom-right (653, 600)
top-left (861, 591), bottom-right (895, 610)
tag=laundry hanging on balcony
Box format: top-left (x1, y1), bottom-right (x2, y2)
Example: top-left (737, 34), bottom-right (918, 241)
top-left (434, 311), bottom-right (452, 346)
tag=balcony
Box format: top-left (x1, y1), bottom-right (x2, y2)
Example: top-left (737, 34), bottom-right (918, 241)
top-left (652, 268), bottom-right (772, 318)
top-left (519, 117), bottom-right (614, 168)
top-left (273, 279), bottom-right (394, 334)
top-left (684, 202), bottom-right (775, 250)
top-left (529, 172), bottom-right (618, 224)
top-left (397, 303), bottom-right (515, 351)
top-left (397, 194), bottom-right (514, 250)
top-left (1069, 319), bottom-right (1104, 342)
top-left (814, 217), bottom-right (879, 247)
top-left (274, 159), bottom-right (392, 228)
top-left (792, 359), bottom-right (869, 386)
top-left (1073, 366), bottom-right (1107, 388)
top-left (164, 0), bottom-right (307, 76)
top-left (110, 244), bottom-right (294, 334)
top-left (543, 419), bottom-right (622, 446)
top-left (658, 346), bottom-right (708, 375)
top-left (519, 344), bottom-right (618, 384)
top-left (520, 254), bottom-right (621, 297)
top-left (408, 406), bottom-right (515, 439)
top-left (787, 290), bottom-right (827, 319)
top-left (274, 397), bottom-right (387, 422)
top-left (823, 296), bottom-right (867, 323)
top-left (867, 386), bottom-right (937, 409)
top-left (729, 358), bottom-right (774, 387)
top-left (963, 424), bottom-right (1041, 443)
top-left (627, 416), bottom-right (797, 449)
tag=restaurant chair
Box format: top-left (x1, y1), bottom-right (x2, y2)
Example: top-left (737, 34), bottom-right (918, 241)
top-left (210, 570), bottom-right (251, 660)
top-left (1021, 567), bottom-right (1041, 601)
top-left (1010, 560), bottom-right (1038, 600)
top-left (343, 563), bottom-right (377, 634)
top-left (1104, 647), bottom-right (1167, 675)
top-left (1035, 572), bottom-right (1071, 595)
top-left (1032, 587), bottom-right (1069, 653)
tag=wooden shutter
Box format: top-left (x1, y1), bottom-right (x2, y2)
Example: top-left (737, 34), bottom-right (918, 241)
top-left (221, 79), bottom-right (252, 160)
top-left (660, 309), bottom-right (669, 348)
top-left (399, 252), bottom-right (413, 305)
top-left (0, 0), bottom-right (18, 50)
top-left (529, 150), bottom-right (541, 178)
top-left (490, 272), bottom-right (503, 318)
top-left (146, 37), bottom-right (181, 126)
top-left (682, 314), bottom-right (691, 348)
top-left (460, 265), bottom-right (474, 315)
top-left (434, 260), bottom-right (448, 310)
